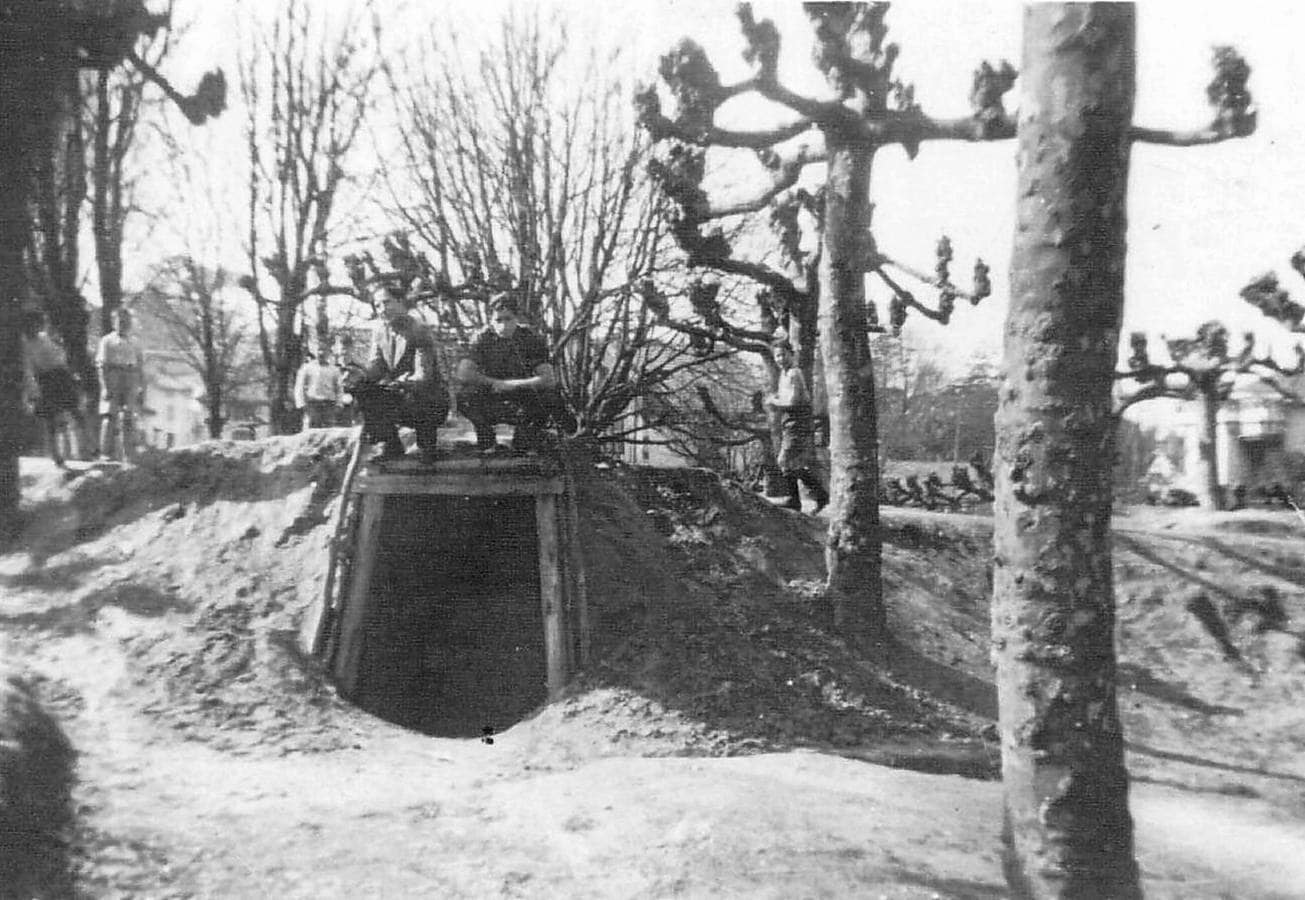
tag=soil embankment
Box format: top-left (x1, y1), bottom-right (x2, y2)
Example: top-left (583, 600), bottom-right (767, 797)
top-left (2, 432), bottom-right (1303, 897)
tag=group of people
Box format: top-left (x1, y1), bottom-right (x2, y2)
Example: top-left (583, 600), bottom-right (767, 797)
top-left (21, 281), bottom-right (829, 513)
top-left (21, 306), bottom-right (145, 468)
top-left (346, 282), bottom-right (570, 464)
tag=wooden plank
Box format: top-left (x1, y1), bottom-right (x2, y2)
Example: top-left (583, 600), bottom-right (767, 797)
top-left (331, 492), bottom-right (385, 697)
top-left (353, 474), bottom-right (564, 496)
top-left (535, 493), bottom-right (567, 699)
top-left (311, 428), bottom-right (367, 657)
top-left (378, 455), bottom-right (561, 476)
top-left (563, 473), bottom-right (591, 666)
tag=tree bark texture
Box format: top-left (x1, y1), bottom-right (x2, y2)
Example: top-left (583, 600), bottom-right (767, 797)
top-left (0, 153), bottom-right (29, 531)
top-left (818, 137), bottom-right (884, 636)
top-left (1196, 387), bottom-right (1225, 510)
top-left (0, 56), bottom-right (60, 534)
top-left (92, 69), bottom-right (126, 332)
top-left (994, 5), bottom-right (1141, 898)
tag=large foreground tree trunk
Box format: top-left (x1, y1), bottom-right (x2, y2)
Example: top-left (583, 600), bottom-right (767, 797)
top-left (0, 155), bottom-right (29, 532)
top-left (1196, 387), bottom-right (1225, 510)
top-left (819, 137), bottom-right (884, 637)
top-left (0, 55), bottom-right (59, 535)
top-left (994, 5), bottom-right (1141, 898)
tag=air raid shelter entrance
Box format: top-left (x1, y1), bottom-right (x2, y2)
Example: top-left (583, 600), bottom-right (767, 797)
top-left (310, 454), bottom-right (589, 737)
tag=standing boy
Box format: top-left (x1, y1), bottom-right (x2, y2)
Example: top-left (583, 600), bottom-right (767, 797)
top-left (95, 307), bottom-right (145, 461)
top-left (22, 311), bottom-right (85, 467)
top-left (293, 339), bottom-right (344, 430)
top-left (764, 338), bottom-right (829, 513)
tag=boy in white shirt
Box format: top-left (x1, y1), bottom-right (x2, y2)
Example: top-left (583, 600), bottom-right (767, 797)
top-left (764, 338), bottom-right (829, 513)
top-left (294, 339), bottom-right (344, 429)
top-left (95, 307), bottom-right (145, 461)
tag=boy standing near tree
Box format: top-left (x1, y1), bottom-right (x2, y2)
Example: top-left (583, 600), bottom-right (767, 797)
top-left (22, 311), bottom-right (85, 467)
top-left (764, 337), bottom-right (829, 513)
top-left (95, 307), bottom-right (145, 461)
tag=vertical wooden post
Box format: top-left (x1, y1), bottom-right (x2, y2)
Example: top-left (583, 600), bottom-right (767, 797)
top-left (535, 493), bottom-right (567, 699)
top-left (332, 491), bottom-right (385, 697)
top-left (563, 474), bottom-right (590, 665)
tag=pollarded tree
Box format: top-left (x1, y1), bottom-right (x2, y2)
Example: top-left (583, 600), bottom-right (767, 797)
top-left (1117, 322), bottom-right (1303, 510)
top-left (637, 2), bottom-right (1010, 634)
top-left (996, 5), bottom-right (1253, 896)
top-left (238, 0), bottom-right (381, 434)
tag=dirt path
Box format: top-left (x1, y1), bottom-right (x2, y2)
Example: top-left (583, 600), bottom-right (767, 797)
top-left (7, 450), bottom-right (1305, 897)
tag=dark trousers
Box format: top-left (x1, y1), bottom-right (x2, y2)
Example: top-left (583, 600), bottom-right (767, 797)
top-left (457, 386), bottom-right (568, 449)
top-left (351, 382), bottom-right (448, 451)
top-left (783, 467), bottom-right (828, 509)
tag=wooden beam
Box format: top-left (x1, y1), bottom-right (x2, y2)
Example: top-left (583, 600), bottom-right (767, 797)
top-left (312, 429), bottom-right (367, 656)
top-left (563, 473), bottom-right (591, 666)
top-left (375, 455), bottom-right (561, 476)
top-left (353, 474), bottom-right (564, 496)
top-left (331, 492), bottom-right (384, 698)
top-left (536, 493), bottom-right (567, 699)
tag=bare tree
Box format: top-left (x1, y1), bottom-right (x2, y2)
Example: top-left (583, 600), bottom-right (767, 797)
top-left (24, 62), bottom-right (90, 376)
top-left (1117, 323), bottom-right (1303, 509)
top-left (238, 0), bottom-right (380, 434)
top-left (0, 2), bottom-right (222, 532)
top-left (87, 3), bottom-right (185, 332)
top-left (375, 9), bottom-right (725, 439)
top-left (638, 2), bottom-right (1010, 634)
top-left (136, 256), bottom-right (253, 439)
top-left (996, 6), bottom-right (1253, 895)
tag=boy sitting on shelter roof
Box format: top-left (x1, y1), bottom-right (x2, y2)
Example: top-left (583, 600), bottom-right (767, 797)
top-left (454, 292), bottom-right (569, 455)
top-left (346, 280), bottom-right (448, 464)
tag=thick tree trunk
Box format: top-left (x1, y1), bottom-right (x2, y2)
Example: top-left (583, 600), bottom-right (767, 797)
top-left (93, 70), bottom-right (125, 333)
top-left (818, 136), bottom-right (883, 636)
top-left (206, 389), bottom-right (224, 439)
top-left (1196, 387), bottom-right (1224, 510)
top-left (994, 6), bottom-right (1141, 898)
top-left (268, 299), bottom-right (302, 435)
top-left (0, 153), bottom-right (29, 534)
top-left (1, 55), bottom-right (58, 535)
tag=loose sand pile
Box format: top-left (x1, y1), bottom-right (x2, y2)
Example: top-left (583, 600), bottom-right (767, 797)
top-left (3, 433), bottom-right (1305, 896)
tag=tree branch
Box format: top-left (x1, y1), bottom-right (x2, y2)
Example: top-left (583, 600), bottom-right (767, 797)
top-left (1129, 124), bottom-right (1253, 146)
top-left (705, 146), bottom-right (825, 219)
top-left (635, 98), bottom-right (813, 149)
top-left (695, 385), bottom-right (768, 438)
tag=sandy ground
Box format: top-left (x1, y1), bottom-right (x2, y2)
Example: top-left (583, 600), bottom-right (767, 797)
top-left (3, 435), bottom-right (1305, 898)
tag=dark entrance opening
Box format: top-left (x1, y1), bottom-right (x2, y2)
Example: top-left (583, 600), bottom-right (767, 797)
top-left (350, 495), bottom-right (546, 737)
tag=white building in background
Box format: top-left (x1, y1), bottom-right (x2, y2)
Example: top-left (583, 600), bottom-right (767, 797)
top-left (1146, 373), bottom-right (1305, 495)
top-left (140, 350), bottom-right (207, 449)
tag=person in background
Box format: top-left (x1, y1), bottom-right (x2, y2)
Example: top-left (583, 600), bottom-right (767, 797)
top-left (95, 306), bottom-right (145, 462)
top-left (764, 337), bottom-right (829, 513)
top-left (21, 311), bottom-right (85, 468)
top-left (293, 338), bottom-right (344, 430)
top-left (454, 292), bottom-right (568, 455)
top-left (346, 280), bottom-right (448, 463)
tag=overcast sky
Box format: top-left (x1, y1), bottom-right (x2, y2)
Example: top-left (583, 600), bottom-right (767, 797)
top-left (153, 1), bottom-right (1305, 393)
